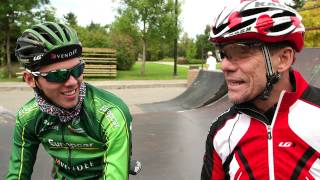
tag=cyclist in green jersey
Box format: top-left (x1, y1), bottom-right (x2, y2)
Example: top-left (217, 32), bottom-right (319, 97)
top-left (6, 21), bottom-right (134, 180)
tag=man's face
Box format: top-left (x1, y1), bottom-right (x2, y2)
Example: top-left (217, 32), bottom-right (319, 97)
top-left (35, 57), bottom-right (84, 109)
top-left (220, 42), bottom-right (267, 104)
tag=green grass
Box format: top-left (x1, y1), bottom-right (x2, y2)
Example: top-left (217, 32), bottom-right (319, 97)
top-left (159, 57), bottom-right (174, 62)
top-left (116, 62), bottom-right (188, 80)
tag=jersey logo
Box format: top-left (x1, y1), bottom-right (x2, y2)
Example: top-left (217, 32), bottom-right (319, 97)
top-left (278, 141), bottom-right (295, 147)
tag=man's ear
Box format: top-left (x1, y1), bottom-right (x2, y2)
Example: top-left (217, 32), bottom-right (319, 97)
top-left (275, 47), bottom-right (294, 73)
top-left (23, 71), bottom-right (36, 88)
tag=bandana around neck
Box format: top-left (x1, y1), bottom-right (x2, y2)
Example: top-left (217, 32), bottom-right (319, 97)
top-left (35, 82), bottom-right (86, 123)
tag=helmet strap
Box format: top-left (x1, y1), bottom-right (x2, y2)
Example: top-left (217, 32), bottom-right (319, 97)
top-left (259, 45), bottom-right (280, 100)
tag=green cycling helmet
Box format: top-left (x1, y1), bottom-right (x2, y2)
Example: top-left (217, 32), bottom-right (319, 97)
top-left (15, 21), bottom-right (82, 71)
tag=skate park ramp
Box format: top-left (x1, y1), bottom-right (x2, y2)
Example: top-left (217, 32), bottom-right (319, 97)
top-left (139, 70), bottom-right (227, 112)
top-left (293, 48), bottom-right (320, 87)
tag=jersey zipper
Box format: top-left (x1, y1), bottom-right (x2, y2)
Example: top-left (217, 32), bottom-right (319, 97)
top-left (267, 124), bottom-right (274, 180)
top-left (236, 91), bottom-right (286, 179)
top-left (267, 91), bottom-right (286, 180)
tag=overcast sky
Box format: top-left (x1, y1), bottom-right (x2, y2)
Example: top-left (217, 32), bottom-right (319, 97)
top-left (49, 0), bottom-right (290, 38)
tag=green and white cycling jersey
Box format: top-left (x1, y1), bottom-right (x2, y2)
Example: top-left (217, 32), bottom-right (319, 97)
top-left (6, 83), bottom-right (132, 180)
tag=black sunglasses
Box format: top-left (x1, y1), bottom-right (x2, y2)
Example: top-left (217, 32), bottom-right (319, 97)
top-left (29, 62), bottom-right (85, 83)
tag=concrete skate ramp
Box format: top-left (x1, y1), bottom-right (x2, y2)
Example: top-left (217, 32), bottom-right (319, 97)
top-left (293, 48), bottom-right (320, 87)
top-left (139, 70), bottom-right (227, 112)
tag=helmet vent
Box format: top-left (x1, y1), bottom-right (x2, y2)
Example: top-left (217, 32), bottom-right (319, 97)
top-left (228, 19), bottom-right (255, 33)
top-left (268, 22), bottom-right (291, 32)
top-left (26, 33), bottom-right (39, 41)
top-left (41, 32), bottom-right (56, 45)
top-left (241, 7), bottom-right (269, 17)
top-left (34, 27), bottom-right (56, 45)
top-left (47, 24), bottom-right (63, 41)
top-left (272, 11), bottom-right (295, 18)
top-left (62, 27), bottom-right (71, 41)
top-left (214, 23), bottom-right (229, 34)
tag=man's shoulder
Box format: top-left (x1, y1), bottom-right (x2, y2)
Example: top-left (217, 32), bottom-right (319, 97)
top-left (16, 98), bottom-right (41, 123)
top-left (301, 85), bottom-right (320, 107)
top-left (209, 106), bottom-right (238, 132)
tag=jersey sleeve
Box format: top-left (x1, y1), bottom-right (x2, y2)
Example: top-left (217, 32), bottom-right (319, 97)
top-left (101, 107), bottom-right (130, 180)
top-left (6, 116), bottom-right (40, 180)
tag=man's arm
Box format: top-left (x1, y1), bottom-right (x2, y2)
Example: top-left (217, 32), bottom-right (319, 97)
top-left (101, 107), bottom-right (130, 180)
top-left (6, 117), bottom-right (40, 180)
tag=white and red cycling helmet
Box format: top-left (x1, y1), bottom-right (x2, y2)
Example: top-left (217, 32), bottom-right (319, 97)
top-left (210, 0), bottom-right (305, 52)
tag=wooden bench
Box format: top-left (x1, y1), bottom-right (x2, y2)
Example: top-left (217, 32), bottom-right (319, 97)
top-left (82, 48), bottom-right (117, 78)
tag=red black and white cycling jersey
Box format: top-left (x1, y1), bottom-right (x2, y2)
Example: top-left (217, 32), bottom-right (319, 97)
top-left (201, 70), bottom-right (320, 179)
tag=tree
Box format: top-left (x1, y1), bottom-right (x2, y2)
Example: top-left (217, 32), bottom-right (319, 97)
top-left (288, 0), bottom-right (306, 10)
top-left (186, 38), bottom-right (196, 60)
top-left (110, 9), bottom-right (140, 70)
top-left (0, 0), bottom-right (50, 78)
top-left (64, 12), bottom-right (78, 27)
top-left (195, 25), bottom-right (214, 60)
top-left (79, 22), bottom-right (111, 48)
top-left (178, 32), bottom-right (190, 57)
top-left (116, 0), bottom-right (181, 75)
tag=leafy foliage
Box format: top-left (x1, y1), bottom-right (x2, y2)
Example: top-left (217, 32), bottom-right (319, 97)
top-left (288, 0), bottom-right (306, 9)
top-left (195, 25), bottom-right (215, 60)
top-left (115, 0), bottom-right (182, 75)
top-left (299, 0), bottom-right (320, 47)
top-left (109, 10), bottom-right (140, 70)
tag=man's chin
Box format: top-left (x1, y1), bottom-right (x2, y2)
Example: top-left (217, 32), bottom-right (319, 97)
top-left (60, 101), bottom-right (79, 110)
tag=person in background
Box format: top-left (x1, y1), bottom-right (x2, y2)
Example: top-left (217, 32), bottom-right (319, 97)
top-left (206, 51), bottom-right (217, 71)
top-left (6, 21), bottom-right (133, 180)
top-left (201, 0), bottom-right (320, 179)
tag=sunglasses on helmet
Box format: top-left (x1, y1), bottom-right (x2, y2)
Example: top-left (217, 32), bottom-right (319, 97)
top-left (28, 61), bottom-right (85, 83)
top-left (214, 41), bottom-right (263, 62)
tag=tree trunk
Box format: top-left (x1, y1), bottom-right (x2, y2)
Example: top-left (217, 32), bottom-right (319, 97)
top-left (141, 39), bottom-right (146, 76)
top-left (173, 0), bottom-right (178, 76)
top-left (6, 29), bottom-right (13, 79)
top-left (140, 19), bottom-right (146, 76)
top-left (0, 41), bottom-right (4, 66)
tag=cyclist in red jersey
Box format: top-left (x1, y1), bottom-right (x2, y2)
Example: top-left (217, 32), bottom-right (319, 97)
top-left (201, 0), bottom-right (320, 179)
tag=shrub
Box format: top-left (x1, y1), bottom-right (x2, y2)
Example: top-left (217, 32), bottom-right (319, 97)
top-left (111, 34), bottom-right (137, 70)
top-left (116, 47), bottom-right (136, 70)
top-left (188, 59), bottom-right (203, 64)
